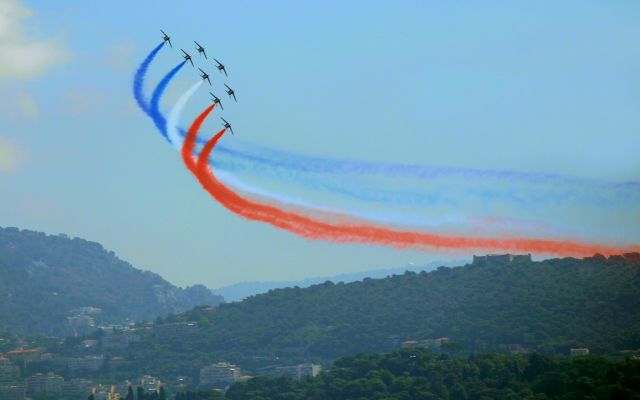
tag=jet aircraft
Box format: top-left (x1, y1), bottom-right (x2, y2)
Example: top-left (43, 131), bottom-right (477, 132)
top-left (194, 41), bottom-right (207, 59)
top-left (199, 68), bottom-right (211, 85)
top-left (161, 30), bottom-right (172, 47)
top-left (210, 92), bottom-right (223, 110)
top-left (181, 49), bottom-right (193, 66)
top-left (221, 117), bottom-right (234, 135)
top-left (224, 84), bottom-right (237, 102)
top-left (214, 58), bottom-right (228, 77)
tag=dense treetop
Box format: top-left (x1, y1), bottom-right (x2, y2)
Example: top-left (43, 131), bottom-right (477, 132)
top-left (226, 348), bottom-right (640, 400)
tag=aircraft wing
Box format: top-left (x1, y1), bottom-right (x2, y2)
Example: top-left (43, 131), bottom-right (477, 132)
top-left (203, 50), bottom-right (208, 59)
top-left (232, 93), bottom-right (237, 102)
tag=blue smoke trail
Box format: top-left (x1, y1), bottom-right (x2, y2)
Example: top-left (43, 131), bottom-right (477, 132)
top-left (135, 45), bottom-right (638, 190)
top-left (134, 45), bottom-right (639, 210)
top-left (133, 42), bottom-right (164, 114)
top-left (216, 139), bottom-right (640, 188)
top-left (149, 61), bottom-right (186, 141)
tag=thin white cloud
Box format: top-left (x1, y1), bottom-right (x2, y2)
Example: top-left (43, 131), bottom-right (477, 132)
top-left (0, 135), bottom-right (25, 173)
top-left (0, 0), bottom-right (70, 80)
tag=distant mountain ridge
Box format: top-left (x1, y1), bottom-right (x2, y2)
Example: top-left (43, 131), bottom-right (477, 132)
top-left (212, 260), bottom-right (466, 301)
top-left (0, 226), bottom-right (223, 337)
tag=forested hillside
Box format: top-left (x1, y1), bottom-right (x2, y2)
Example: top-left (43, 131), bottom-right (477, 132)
top-left (226, 348), bottom-right (640, 400)
top-left (125, 254), bottom-right (640, 377)
top-left (0, 227), bottom-right (223, 336)
top-left (211, 260), bottom-right (463, 302)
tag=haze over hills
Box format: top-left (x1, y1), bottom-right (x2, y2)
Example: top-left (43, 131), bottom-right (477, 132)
top-left (0, 227), bottom-right (223, 337)
top-left (211, 260), bottom-right (466, 302)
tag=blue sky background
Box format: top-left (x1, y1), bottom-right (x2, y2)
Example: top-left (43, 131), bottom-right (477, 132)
top-left (0, 0), bottom-right (638, 287)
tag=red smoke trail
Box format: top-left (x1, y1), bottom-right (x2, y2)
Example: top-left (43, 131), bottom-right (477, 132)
top-left (183, 106), bottom-right (640, 257)
top-left (182, 103), bottom-right (215, 172)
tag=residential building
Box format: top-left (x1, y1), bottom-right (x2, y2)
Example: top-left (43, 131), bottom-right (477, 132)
top-left (78, 306), bottom-right (103, 315)
top-left (506, 343), bottom-right (529, 355)
top-left (62, 378), bottom-right (94, 398)
top-left (401, 337), bottom-right (450, 349)
top-left (81, 339), bottom-right (99, 349)
top-left (421, 337), bottom-right (450, 349)
top-left (400, 340), bottom-right (418, 348)
top-left (200, 362), bottom-right (240, 388)
top-left (275, 364), bottom-right (322, 380)
top-left (0, 356), bottom-right (20, 382)
top-left (153, 322), bottom-right (199, 339)
top-left (67, 355), bottom-right (105, 372)
top-left (101, 333), bottom-right (141, 350)
top-left (140, 375), bottom-right (161, 393)
top-left (68, 315), bottom-right (97, 336)
top-left (0, 382), bottom-right (25, 400)
top-left (26, 372), bottom-right (64, 396)
top-left (6, 348), bottom-right (42, 362)
top-left (570, 348), bottom-right (590, 357)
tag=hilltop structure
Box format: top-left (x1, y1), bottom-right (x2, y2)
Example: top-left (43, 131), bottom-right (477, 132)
top-left (472, 254), bottom-right (532, 266)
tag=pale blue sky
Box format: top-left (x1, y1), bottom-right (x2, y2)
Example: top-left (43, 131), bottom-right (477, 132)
top-left (0, 1), bottom-right (638, 287)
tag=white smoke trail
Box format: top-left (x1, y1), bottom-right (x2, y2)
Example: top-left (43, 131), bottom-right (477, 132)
top-left (167, 80), bottom-right (203, 150)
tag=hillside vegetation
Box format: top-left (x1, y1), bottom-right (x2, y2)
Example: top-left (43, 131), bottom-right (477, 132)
top-left (0, 227), bottom-right (223, 336)
top-left (125, 254), bottom-right (640, 377)
top-left (227, 348), bottom-right (640, 400)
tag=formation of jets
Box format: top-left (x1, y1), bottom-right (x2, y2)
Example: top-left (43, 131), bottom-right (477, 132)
top-left (161, 29), bottom-right (237, 134)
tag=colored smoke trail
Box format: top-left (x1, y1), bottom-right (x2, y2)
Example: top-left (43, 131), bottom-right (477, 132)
top-left (214, 170), bottom-right (463, 227)
top-left (149, 61), bottom-right (186, 141)
top-left (133, 46), bottom-right (637, 241)
top-left (133, 42), bottom-right (164, 114)
top-left (180, 109), bottom-right (457, 227)
top-left (183, 105), bottom-right (640, 257)
top-left (134, 46), bottom-right (637, 212)
top-left (167, 80), bottom-right (203, 150)
top-left (214, 140), bottom-right (640, 188)
top-left (131, 50), bottom-right (479, 211)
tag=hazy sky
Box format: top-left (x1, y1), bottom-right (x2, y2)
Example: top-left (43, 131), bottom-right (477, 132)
top-left (1, 0), bottom-right (639, 288)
